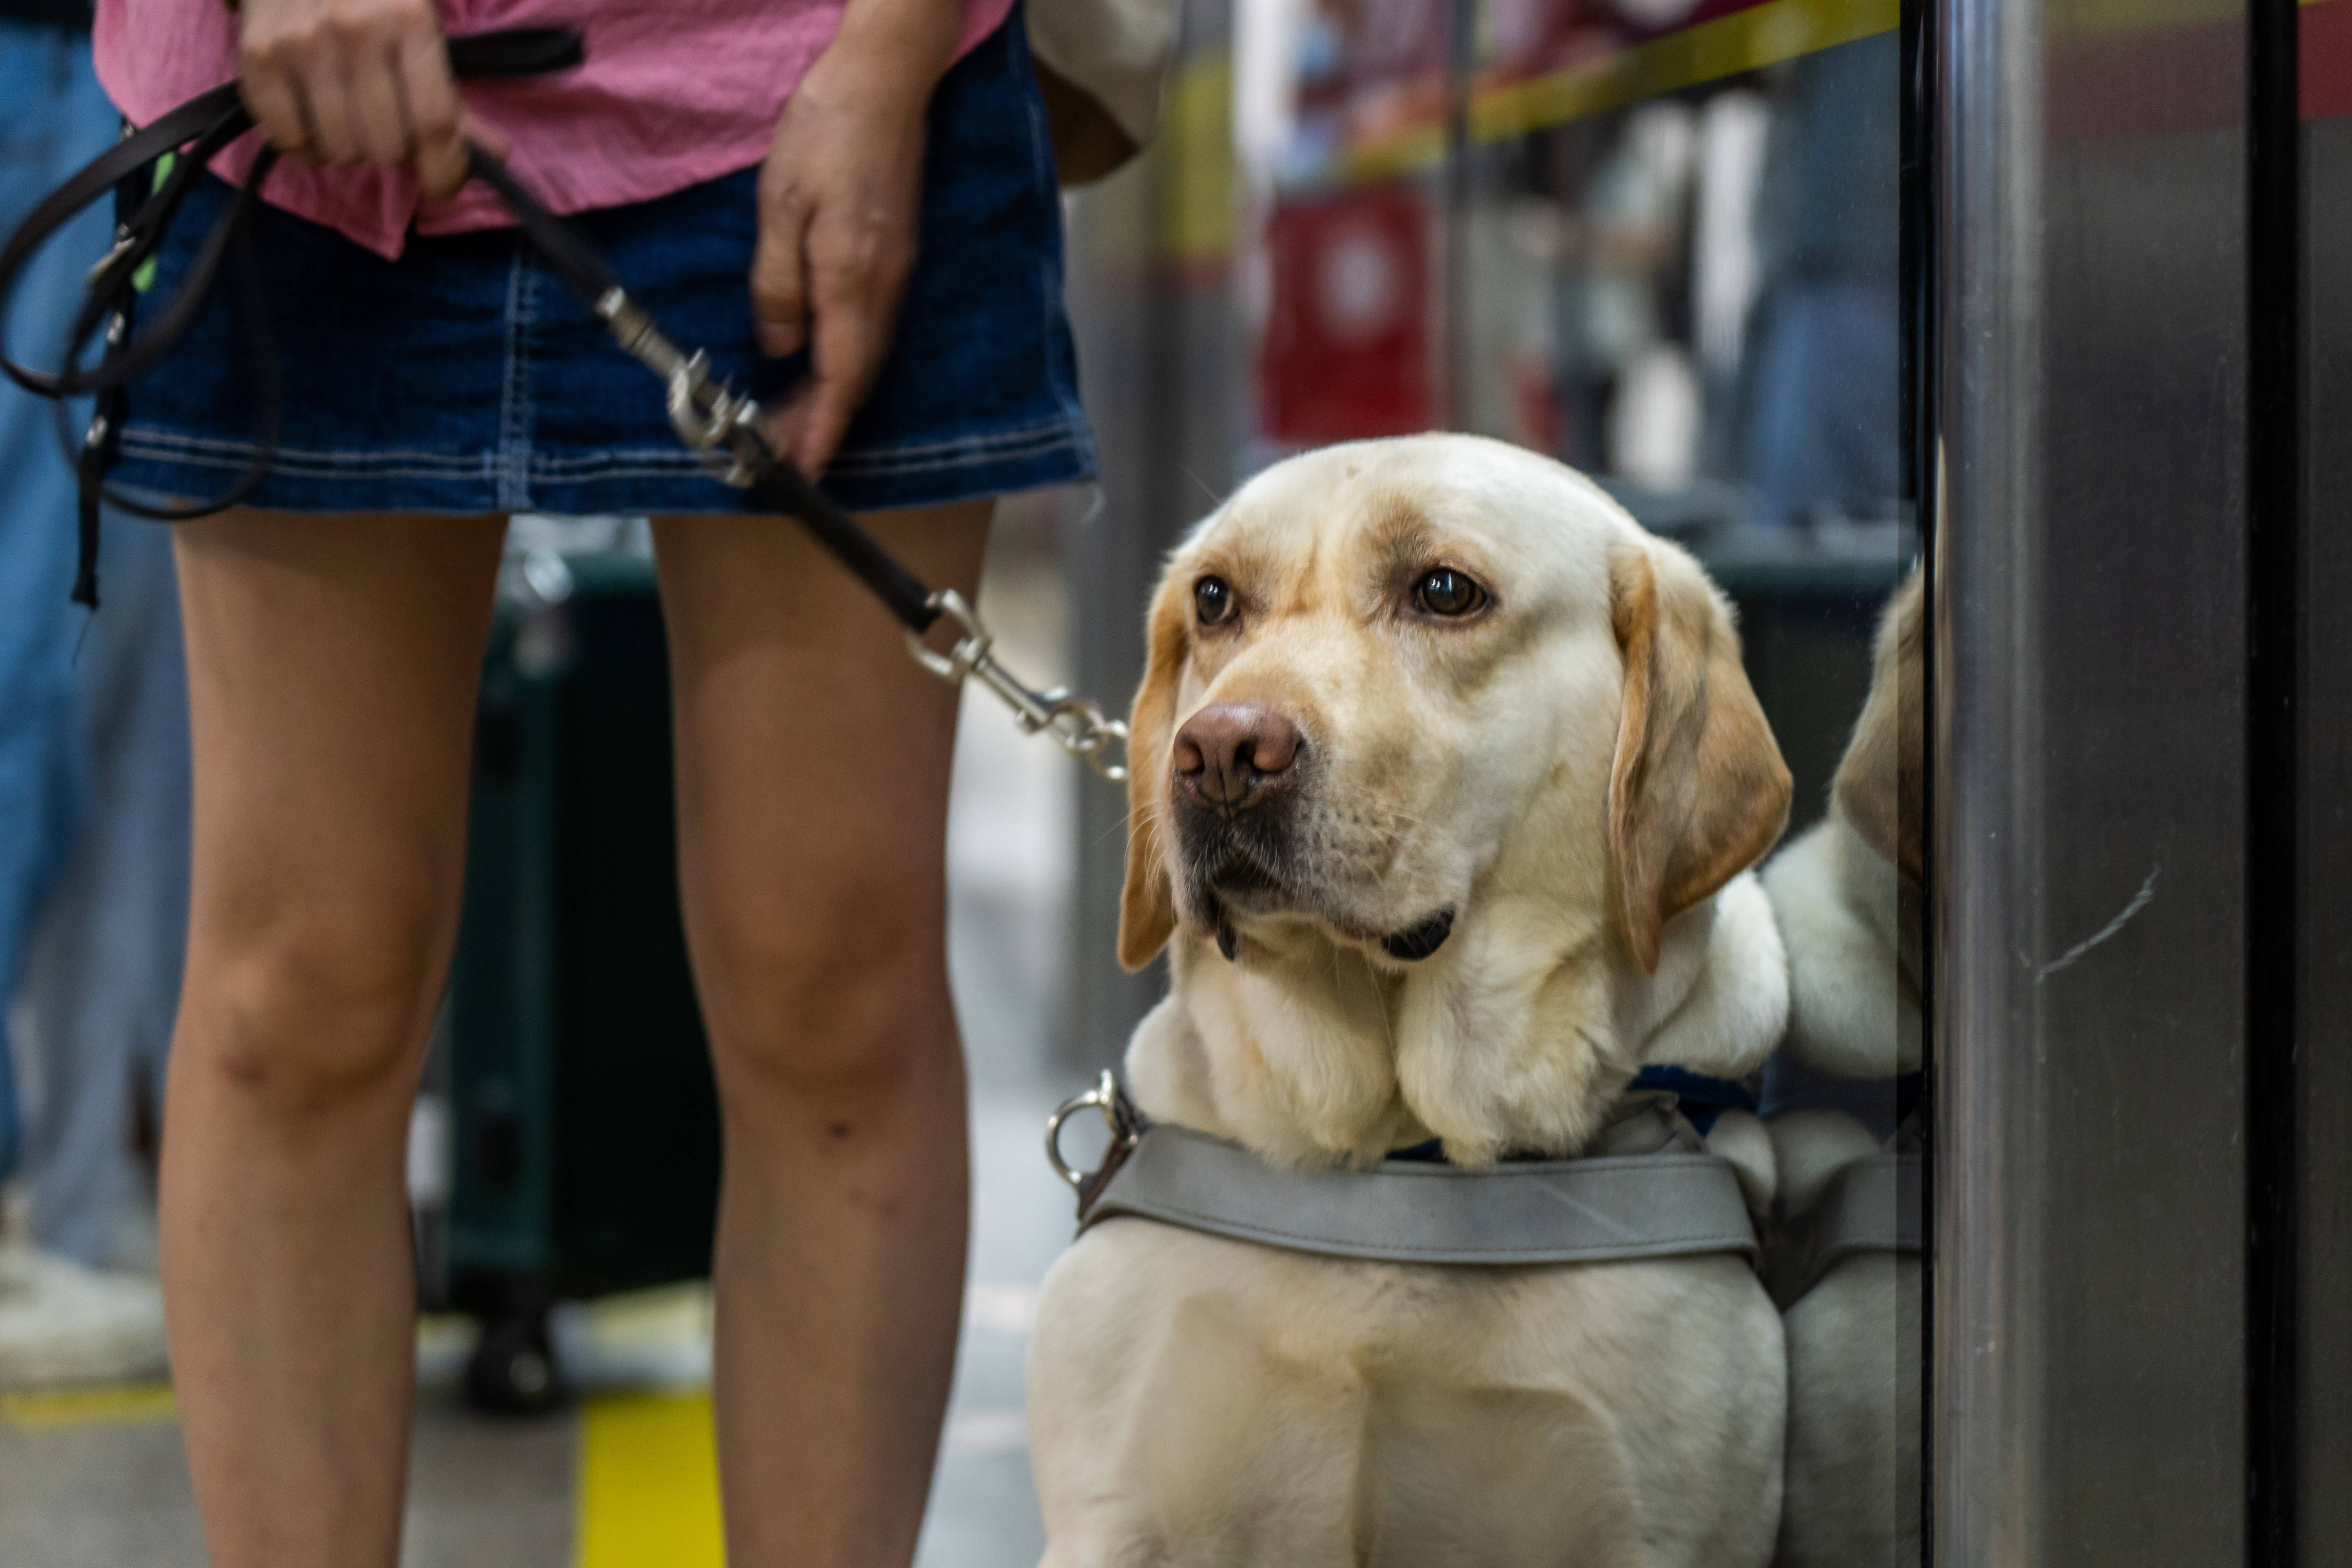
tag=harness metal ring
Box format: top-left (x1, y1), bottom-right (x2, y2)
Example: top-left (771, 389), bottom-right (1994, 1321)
top-left (1044, 1068), bottom-right (1130, 1191)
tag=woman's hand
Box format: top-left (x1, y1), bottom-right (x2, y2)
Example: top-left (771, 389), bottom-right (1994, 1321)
top-left (753, 1), bottom-right (960, 477)
top-left (236, 0), bottom-right (477, 199)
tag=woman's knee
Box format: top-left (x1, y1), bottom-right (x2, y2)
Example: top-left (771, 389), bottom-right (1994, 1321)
top-left (187, 876), bottom-right (457, 1120)
top-left (691, 877), bottom-right (951, 1102)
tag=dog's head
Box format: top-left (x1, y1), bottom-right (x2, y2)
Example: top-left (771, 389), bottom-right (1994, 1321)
top-left (1118, 436), bottom-right (1791, 1163)
top-left (1760, 565), bottom-right (1925, 1081)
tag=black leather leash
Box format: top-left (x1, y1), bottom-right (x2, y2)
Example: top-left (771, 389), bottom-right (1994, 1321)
top-left (0, 26), bottom-right (1127, 779)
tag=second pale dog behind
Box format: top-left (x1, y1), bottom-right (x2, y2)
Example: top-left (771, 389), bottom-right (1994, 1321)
top-left (1028, 434), bottom-right (1796, 1566)
top-left (1761, 568), bottom-right (1925, 1568)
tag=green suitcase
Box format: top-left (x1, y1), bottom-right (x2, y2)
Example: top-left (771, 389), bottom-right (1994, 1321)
top-left (441, 549), bottom-right (721, 1413)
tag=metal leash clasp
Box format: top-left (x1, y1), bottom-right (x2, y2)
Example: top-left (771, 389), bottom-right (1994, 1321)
top-left (596, 287), bottom-right (761, 483)
top-left (905, 590), bottom-right (1130, 781)
top-left (1045, 1069), bottom-right (1142, 1191)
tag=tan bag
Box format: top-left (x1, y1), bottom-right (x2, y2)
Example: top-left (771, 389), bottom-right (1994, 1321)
top-left (1026, 0), bottom-right (1179, 185)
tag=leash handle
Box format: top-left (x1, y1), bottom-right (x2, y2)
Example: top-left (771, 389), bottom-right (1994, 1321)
top-left (0, 27), bottom-right (591, 548)
top-left (0, 29), bottom-right (587, 403)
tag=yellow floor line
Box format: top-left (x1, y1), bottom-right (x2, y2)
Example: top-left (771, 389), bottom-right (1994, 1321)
top-left (574, 1389), bottom-right (724, 1568)
top-left (0, 1383), bottom-right (178, 1430)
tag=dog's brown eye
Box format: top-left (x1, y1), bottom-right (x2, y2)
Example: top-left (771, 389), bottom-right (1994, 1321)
top-left (1414, 567), bottom-right (1486, 617)
top-left (1194, 575), bottom-right (1237, 626)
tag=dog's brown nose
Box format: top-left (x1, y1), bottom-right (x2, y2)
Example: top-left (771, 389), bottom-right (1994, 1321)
top-left (1172, 703), bottom-right (1302, 808)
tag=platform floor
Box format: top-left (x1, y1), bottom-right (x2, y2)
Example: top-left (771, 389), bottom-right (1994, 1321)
top-left (0, 538), bottom-right (1087, 1568)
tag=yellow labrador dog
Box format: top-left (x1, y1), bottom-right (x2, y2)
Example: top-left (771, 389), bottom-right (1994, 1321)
top-left (1027, 435), bottom-right (1796, 1566)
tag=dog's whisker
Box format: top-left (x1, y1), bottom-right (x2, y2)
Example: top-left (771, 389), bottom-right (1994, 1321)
top-left (1101, 799), bottom-right (1176, 851)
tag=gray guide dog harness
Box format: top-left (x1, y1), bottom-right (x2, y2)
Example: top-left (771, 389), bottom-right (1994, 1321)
top-left (1046, 1073), bottom-right (1759, 1267)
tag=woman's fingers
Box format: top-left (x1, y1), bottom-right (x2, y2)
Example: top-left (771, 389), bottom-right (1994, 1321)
top-left (236, 0), bottom-right (459, 184)
top-left (751, 180), bottom-right (813, 359)
top-left (753, 202), bottom-right (916, 476)
top-left (305, 52), bottom-right (365, 165)
top-left (239, 4), bottom-right (357, 163)
top-left (751, 71), bottom-right (928, 475)
top-left (397, 29), bottom-right (469, 199)
top-left (794, 223), bottom-right (914, 474)
top-left (236, 15), bottom-right (314, 157)
top-left (346, 40), bottom-right (411, 167)
top-left (235, 53), bottom-right (315, 160)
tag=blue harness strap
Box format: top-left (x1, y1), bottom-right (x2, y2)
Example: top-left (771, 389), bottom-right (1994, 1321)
top-left (1628, 1065), bottom-right (1757, 1135)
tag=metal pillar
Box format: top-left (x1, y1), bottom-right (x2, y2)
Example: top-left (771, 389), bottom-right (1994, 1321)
top-left (1936, 0), bottom-right (2251, 1559)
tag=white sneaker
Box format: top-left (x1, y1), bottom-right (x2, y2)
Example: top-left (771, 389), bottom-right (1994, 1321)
top-left (0, 1245), bottom-right (169, 1391)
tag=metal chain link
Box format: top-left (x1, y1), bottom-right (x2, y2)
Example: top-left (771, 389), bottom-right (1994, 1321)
top-left (905, 591), bottom-right (1130, 781)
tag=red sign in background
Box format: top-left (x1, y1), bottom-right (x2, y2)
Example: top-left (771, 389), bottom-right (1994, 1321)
top-left (2308, 0), bottom-right (2352, 120)
top-left (2047, 0), bottom-right (2352, 137)
top-left (1258, 187), bottom-right (1435, 443)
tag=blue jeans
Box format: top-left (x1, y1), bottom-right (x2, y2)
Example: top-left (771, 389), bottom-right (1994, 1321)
top-left (0, 19), bottom-right (120, 1183)
top-left (17, 510), bottom-right (189, 1263)
top-left (0, 24), bottom-right (190, 1262)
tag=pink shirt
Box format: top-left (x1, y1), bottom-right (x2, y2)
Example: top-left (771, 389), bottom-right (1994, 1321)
top-left (94, 0), bottom-right (1016, 260)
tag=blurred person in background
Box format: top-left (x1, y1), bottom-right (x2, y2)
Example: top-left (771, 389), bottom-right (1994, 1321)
top-left (13, 510), bottom-right (190, 1306)
top-left (93, 0), bottom-right (1093, 1563)
top-left (0, 0), bottom-right (176, 1392)
top-left (1741, 33), bottom-right (1905, 1133)
top-left (1739, 35), bottom-right (1900, 529)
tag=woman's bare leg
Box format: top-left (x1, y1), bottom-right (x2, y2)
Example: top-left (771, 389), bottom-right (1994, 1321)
top-left (654, 501), bottom-right (989, 1568)
top-left (163, 510), bottom-right (506, 1568)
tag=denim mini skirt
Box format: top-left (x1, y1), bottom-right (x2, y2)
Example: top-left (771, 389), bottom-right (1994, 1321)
top-left (111, 13), bottom-right (1096, 516)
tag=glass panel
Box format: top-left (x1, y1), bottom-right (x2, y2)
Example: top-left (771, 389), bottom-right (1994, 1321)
top-left (1440, 30), bottom-right (1923, 1553)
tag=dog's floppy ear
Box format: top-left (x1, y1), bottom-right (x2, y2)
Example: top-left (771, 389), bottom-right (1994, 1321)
top-left (1832, 568), bottom-right (1924, 886)
top-left (1117, 575), bottom-right (1188, 971)
top-left (1608, 542), bottom-right (1792, 974)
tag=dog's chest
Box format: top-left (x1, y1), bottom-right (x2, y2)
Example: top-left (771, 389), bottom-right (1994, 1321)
top-left (1033, 1216), bottom-right (1783, 1565)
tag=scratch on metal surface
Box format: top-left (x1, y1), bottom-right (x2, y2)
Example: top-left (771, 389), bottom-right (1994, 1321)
top-left (2036, 864), bottom-right (2161, 982)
